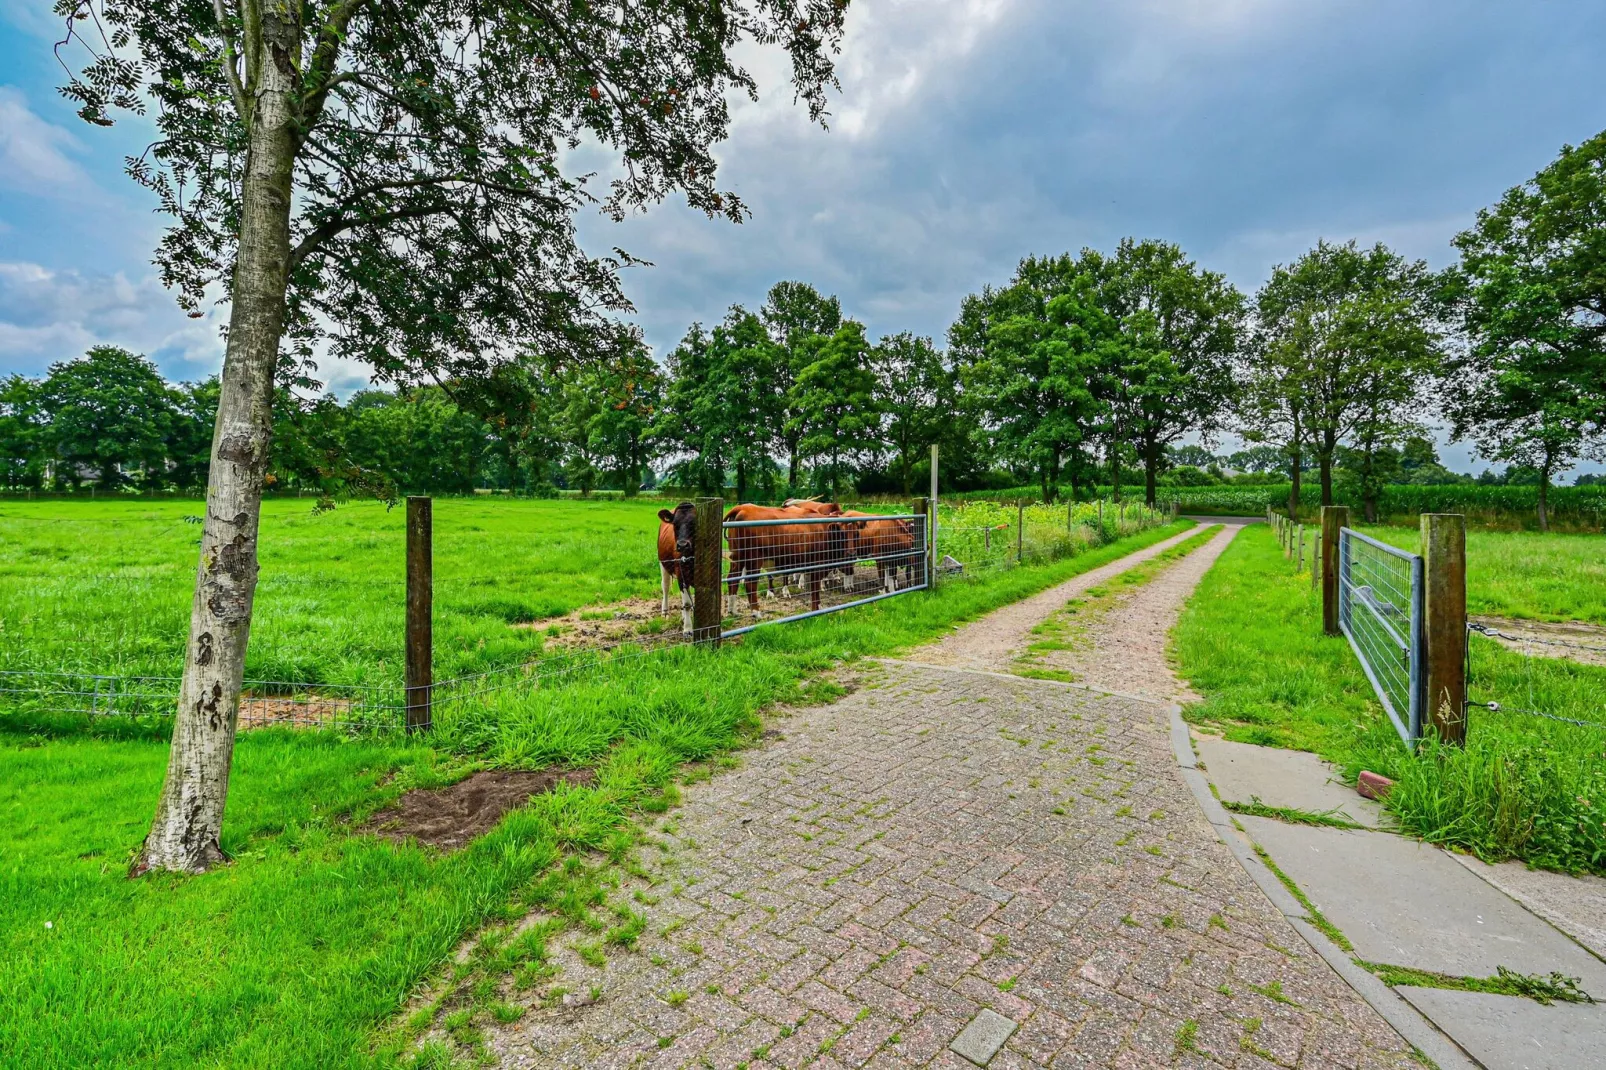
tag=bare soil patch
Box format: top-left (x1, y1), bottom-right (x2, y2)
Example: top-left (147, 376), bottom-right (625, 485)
top-left (1471, 615), bottom-right (1606, 668)
top-left (512, 596), bottom-right (679, 650)
top-left (366, 768), bottom-right (596, 851)
top-left (238, 693), bottom-right (356, 730)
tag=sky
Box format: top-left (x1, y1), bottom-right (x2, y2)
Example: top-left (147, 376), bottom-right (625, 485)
top-left (2, 0), bottom-right (1604, 476)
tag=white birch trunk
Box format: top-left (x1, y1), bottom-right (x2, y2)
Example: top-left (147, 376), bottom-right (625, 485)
top-left (135, 5), bottom-right (302, 875)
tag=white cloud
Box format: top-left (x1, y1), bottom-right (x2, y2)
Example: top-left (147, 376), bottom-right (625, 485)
top-left (0, 86), bottom-right (94, 195)
top-left (0, 261), bottom-right (224, 377)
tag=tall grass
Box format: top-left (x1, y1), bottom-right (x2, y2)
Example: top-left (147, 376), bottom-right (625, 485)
top-left (1174, 525), bottom-right (1606, 875)
top-left (0, 507), bottom-right (1194, 1069)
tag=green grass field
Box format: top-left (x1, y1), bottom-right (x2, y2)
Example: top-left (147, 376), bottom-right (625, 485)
top-left (0, 500), bottom-right (1191, 1069)
top-left (1174, 524), bottom-right (1606, 876)
top-left (0, 497), bottom-right (687, 687)
top-left (1357, 524), bottom-right (1606, 625)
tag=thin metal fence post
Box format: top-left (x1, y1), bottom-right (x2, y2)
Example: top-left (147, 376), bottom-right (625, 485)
top-left (1421, 513), bottom-right (1467, 745)
top-left (1297, 525), bottom-right (1305, 572)
top-left (1311, 531), bottom-right (1321, 591)
top-left (1321, 506), bottom-right (1348, 636)
top-left (909, 498), bottom-right (929, 588)
top-left (1016, 501), bottom-right (1024, 562)
top-left (405, 496), bottom-right (433, 733)
top-left (692, 498), bottom-right (723, 646)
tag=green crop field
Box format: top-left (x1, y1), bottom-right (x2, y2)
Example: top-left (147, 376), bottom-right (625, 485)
top-left (0, 496), bottom-right (1188, 1068)
top-left (1174, 524), bottom-right (1606, 876)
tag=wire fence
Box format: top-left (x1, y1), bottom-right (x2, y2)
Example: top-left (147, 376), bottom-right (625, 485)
top-left (1, 494), bottom-right (1174, 733)
top-left (720, 508), bottom-right (929, 637)
top-left (1465, 621), bottom-right (1606, 732)
top-left (1337, 527), bottom-right (1424, 745)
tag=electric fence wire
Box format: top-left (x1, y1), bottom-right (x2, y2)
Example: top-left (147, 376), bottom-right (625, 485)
top-left (1464, 623), bottom-right (1606, 732)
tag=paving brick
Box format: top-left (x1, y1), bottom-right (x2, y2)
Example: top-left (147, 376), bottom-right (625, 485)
top-left (486, 658), bottom-right (1416, 1070)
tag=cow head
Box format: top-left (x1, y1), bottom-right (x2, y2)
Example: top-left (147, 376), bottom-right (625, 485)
top-left (658, 502), bottom-right (698, 563)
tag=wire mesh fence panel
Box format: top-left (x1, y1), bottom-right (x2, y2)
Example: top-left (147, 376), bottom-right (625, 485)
top-left (721, 510), bottom-right (929, 637)
top-left (1338, 527), bottom-right (1424, 745)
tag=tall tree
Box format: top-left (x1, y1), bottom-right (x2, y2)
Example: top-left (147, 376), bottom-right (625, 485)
top-left (1445, 129), bottom-right (1606, 530)
top-left (791, 320), bottom-right (880, 498)
top-left (951, 254), bottom-right (1111, 500)
top-left (39, 346), bottom-right (177, 488)
top-left (583, 340), bottom-right (664, 495)
top-left (56, 0), bottom-right (849, 874)
top-left (870, 332), bottom-right (952, 496)
top-left (1253, 241), bottom-right (1440, 506)
top-left (760, 281), bottom-right (842, 491)
top-left (1101, 239), bottom-right (1245, 506)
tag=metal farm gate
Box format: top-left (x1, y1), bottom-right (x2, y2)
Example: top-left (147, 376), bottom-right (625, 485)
top-left (720, 507), bottom-right (930, 638)
top-left (1337, 526), bottom-right (1425, 745)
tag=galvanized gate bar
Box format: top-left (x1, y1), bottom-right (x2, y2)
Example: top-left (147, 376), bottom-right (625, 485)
top-left (1337, 527), bottom-right (1425, 746)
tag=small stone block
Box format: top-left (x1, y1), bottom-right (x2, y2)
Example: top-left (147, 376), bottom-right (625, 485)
top-left (949, 1009), bottom-right (1018, 1065)
top-left (1356, 770), bottom-right (1393, 800)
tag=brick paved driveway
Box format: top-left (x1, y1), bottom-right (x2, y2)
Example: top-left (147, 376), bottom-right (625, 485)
top-left (489, 658), bottom-right (1415, 1068)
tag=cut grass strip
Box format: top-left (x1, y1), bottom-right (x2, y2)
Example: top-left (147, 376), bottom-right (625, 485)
top-left (1249, 842), bottom-right (1355, 953)
top-left (1222, 797), bottom-right (1365, 831)
top-left (1355, 961), bottom-right (1597, 1006)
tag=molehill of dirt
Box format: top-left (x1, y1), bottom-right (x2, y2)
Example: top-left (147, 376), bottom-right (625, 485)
top-left (365, 768), bottom-right (596, 851)
top-left (512, 596), bottom-right (678, 650)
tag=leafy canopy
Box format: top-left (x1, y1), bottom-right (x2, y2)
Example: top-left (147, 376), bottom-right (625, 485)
top-left (54, 0), bottom-right (850, 387)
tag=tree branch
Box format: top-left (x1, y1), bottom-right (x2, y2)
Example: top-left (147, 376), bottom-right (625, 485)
top-left (212, 0), bottom-right (250, 122)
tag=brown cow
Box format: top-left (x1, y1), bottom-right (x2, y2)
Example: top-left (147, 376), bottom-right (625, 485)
top-left (840, 510), bottom-right (919, 592)
top-left (724, 503), bottom-right (852, 614)
top-left (657, 502), bottom-right (697, 631)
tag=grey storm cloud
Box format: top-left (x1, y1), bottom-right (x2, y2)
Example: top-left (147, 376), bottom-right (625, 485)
top-left (577, 0), bottom-right (1606, 356)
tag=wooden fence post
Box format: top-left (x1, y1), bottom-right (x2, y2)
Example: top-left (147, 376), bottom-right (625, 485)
top-left (1321, 505), bottom-right (1349, 636)
top-left (929, 444), bottom-right (940, 583)
top-left (1422, 513), bottom-right (1468, 745)
top-left (405, 496), bottom-right (433, 733)
top-left (692, 497), bottom-right (723, 646)
top-left (1016, 501), bottom-right (1025, 562)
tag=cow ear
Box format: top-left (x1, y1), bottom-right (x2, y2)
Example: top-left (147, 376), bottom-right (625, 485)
top-left (658, 509), bottom-right (675, 523)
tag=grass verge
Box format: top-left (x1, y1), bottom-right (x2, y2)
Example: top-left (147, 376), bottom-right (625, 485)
top-left (1176, 524), bottom-right (1606, 875)
top-left (0, 519), bottom-right (1192, 1069)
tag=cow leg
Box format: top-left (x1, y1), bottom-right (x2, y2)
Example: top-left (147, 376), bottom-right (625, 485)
top-left (746, 572), bottom-right (761, 613)
top-left (661, 564), bottom-right (672, 614)
top-left (681, 585), bottom-right (693, 635)
top-left (725, 559), bottom-right (743, 618)
top-left (809, 571), bottom-right (822, 612)
top-left (882, 561), bottom-right (894, 593)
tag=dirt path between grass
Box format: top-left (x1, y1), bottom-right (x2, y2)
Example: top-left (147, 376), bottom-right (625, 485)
top-left (1013, 523), bottom-right (1247, 702)
top-left (904, 523), bottom-right (1223, 676)
top-left (479, 522), bottom-right (1418, 1069)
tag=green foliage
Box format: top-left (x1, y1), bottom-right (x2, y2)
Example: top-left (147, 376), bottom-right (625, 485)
top-left (37, 347), bottom-right (186, 489)
top-left (1444, 128), bottom-right (1606, 529)
top-left (871, 332), bottom-right (951, 496)
top-left (792, 321), bottom-right (882, 497)
top-left (1248, 240), bottom-right (1443, 513)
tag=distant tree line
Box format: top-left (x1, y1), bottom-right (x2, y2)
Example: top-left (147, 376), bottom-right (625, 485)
top-left (4, 131), bottom-right (1603, 526)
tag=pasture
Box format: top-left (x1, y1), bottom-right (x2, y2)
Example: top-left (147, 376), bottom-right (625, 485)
top-left (1174, 523), bottom-right (1606, 875)
top-left (0, 495), bottom-right (1189, 1068)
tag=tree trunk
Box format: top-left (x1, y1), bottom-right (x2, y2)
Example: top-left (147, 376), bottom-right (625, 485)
top-left (1538, 456), bottom-right (1552, 533)
top-left (135, 6), bottom-right (301, 876)
top-left (1142, 439), bottom-right (1159, 508)
top-left (1287, 445), bottom-right (1302, 518)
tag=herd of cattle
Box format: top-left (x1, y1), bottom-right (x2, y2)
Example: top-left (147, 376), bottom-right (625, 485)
top-left (657, 499), bottom-right (921, 622)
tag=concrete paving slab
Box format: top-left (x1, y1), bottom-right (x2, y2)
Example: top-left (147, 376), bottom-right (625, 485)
top-left (1237, 816), bottom-right (1606, 994)
top-left (949, 1009), bottom-right (1018, 1065)
top-left (1396, 988), bottom-right (1606, 1070)
top-left (1454, 856), bottom-right (1606, 963)
top-left (1196, 736), bottom-right (1383, 827)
